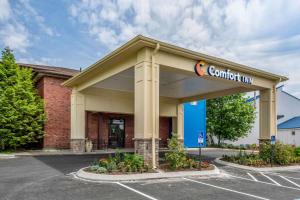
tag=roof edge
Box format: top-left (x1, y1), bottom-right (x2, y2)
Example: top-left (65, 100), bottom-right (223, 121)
top-left (63, 35), bottom-right (288, 87)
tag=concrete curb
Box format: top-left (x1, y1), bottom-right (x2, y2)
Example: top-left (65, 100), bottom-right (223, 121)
top-left (75, 165), bottom-right (220, 182)
top-left (187, 147), bottom-right (259, 153)
top-left (0, 154), bottom-right (15, 159)
top-left (215, 157), bottom-right (300, 172)
top-left (9, 149), bottom-right (135, 157)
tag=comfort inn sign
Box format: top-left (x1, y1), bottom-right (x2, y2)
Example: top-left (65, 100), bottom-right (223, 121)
top-left (195, 60), bottom-right (253, 84)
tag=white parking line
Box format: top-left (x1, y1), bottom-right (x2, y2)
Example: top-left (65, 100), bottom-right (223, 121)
top-left (116, 182), bottom-right (158, 200)
top-left (183, 178), bottom-right (270, 200)
top-left (247, 173), bottom-right (258, 181)
top-left (278, 175), bottom-right (300, 188)
top-left (227, 174), bottom-right (300, 191)
top-left (260, 172), bottom-right (281, 186)
top-left (268, 172), bottom-right (300, 181)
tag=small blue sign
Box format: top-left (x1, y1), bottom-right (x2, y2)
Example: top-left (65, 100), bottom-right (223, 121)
top-left (198, 132), bottom-right (205, 147)
top-left (271, 135), bottom-right (276, 145)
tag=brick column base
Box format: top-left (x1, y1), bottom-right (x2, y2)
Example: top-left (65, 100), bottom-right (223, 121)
top-left (71, 139), bottom-right (85, 153)
top-left (134, 138), bottom-right (159, 167)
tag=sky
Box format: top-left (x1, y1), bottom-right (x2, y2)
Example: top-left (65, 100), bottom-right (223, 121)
top-left (0, 0), bottom-right (300, 97)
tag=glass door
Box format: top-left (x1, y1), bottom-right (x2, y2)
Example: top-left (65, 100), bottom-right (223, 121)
top-left (108, 118), bottom-right (125, 148)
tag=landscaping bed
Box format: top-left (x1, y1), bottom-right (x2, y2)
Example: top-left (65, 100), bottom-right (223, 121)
top-left (159, 161), bottom-right (213, 172)
top-left (221, 142), bottom-right (300, 167)
top-left (86, 134), bottom-right (214, 175)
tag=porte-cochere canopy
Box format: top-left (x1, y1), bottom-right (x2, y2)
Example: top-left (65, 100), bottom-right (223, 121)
top-left (63, 35), bottom-right (287, 167)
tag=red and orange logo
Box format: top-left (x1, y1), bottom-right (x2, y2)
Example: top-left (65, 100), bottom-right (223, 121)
top-left (194, 61), bottom-right (206, 76)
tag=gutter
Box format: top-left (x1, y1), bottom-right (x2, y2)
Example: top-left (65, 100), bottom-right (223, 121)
top-left (151, 43), bottom-right (160, 169)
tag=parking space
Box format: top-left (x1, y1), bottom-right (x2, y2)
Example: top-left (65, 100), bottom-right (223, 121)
top-left (69, 167), bottom-right (300, 200)
top-left (2, 153), bottom-right (300, 200)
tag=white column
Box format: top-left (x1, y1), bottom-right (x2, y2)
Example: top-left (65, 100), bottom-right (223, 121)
top-left (259, 86), bottom-right (277, 142)
top-left (70, 89), bottom-right (86, 152)
top-left (134, 48), bottom-right (160, 167)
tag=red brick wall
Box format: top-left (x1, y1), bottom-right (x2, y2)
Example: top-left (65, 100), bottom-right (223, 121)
top-left (159, 117), bottom-right (171, 148)
top-left (87, 112), bottom-right (171, 149)
top-left (35, 73), bottom-right (171, 150)
top-left (41, 76), bottom-right (71, 149)
top-left (98, 113), bottom-right (134, 149)
top-left (86, 112), bottom-right (100, 149)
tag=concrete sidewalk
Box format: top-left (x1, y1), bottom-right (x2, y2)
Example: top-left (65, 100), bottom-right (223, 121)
top-left (0, 148), bottom-right (134, 158)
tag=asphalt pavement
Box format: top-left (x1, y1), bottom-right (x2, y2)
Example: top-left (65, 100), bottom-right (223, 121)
top-left (1, 149), bottom-right (300, 200)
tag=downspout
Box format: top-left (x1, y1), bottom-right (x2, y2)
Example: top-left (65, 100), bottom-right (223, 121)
top-left (151, 43), bottom-right (160, 169)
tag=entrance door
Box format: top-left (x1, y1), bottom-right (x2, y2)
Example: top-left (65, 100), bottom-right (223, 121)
top-left (108, 118), bottom-right (125, 148)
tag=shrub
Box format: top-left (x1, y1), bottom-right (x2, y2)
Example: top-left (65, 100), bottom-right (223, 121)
top-left (89, 165), bottom-right (107, 173)
top-left (97, 167), bottom-right (108, 173)
top-left (89, 151), bottom-right (147, 173)
top-left (165, 133), bottom-right (187, 169)
top-left (165, 133), bottom-right (203, 170)
top-left (123, 153), bottom-right (144, 172)
top-left (295, 147), bottom-right (300, 156)
top-left (260, 142), bottom-right (295, 165)
top-left (225, 142), bottom-right (299, 166)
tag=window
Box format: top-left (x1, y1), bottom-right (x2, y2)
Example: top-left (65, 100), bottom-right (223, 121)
top-left (292, 130), bottom-right (296, 136)
top-left (190, 101), bottom-right (197, 106)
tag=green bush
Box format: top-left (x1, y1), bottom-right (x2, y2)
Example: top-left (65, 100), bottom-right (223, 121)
top-left (123, 153), bottom-right (144, 172)
top-left (89, 165), bottom-right (107, 173)
top-left (89, 151), bottom-right (147, 173)
top-left (260, 142), bottom-right (295, 165)
top-left (165, 133), bottom-right (203, 170)
top-left (223, 151), bottom-right (266, 166)
top-left (295, 147), bottom-right (300, 156)
top-left (165, 133), bottom-right (187, 169)
top-left (224, 142), bottom-right (300, 166)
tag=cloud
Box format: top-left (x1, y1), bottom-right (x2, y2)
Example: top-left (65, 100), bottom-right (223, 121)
top-left (0, 23), bottom-right (30, 53)
top-left (18, 56), bottom-right (62, 66)
top-left (0, 0), bottom-right (11, 21)
top-left (0, 0), bottom-right (59, 53)
top-left (69, 0), bottom-right (300, 97)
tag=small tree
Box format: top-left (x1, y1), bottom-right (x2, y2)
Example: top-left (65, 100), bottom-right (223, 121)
top-left (206, 93), bottom-right (255, 146)
top-left (0, 48), bottom-right (46, 150)
top-left (165, 133), bottom-right (187, 169)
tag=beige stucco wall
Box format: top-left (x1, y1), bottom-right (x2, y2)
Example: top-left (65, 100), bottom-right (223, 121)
top-left (82, 87), bottom-right (178, 117)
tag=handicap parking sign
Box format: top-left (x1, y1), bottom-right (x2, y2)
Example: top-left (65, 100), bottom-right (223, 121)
top-left (271, 135), bottom-right (276, 145)
top-left (198, 132), bottom-right (204, 145)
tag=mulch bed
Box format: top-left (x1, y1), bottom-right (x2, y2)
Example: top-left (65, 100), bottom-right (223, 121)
top-left (159, 162), bottom-right (214, 172)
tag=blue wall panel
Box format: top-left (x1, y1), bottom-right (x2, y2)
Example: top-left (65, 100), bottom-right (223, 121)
top-left (184, 100), bottom-right (206, 148)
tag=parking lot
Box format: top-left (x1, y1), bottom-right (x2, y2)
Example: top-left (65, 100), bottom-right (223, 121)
top-left (2, 150), bottom-right (300, 200)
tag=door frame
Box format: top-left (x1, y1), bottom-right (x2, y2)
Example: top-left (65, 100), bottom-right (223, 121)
top-left (108, 117), bottom-right (125, 148)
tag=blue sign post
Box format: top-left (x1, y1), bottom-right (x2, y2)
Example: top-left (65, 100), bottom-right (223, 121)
top-left (198, 132), bottom-right (205, 170)
top-left (270, 135), bottom-right (276, 167)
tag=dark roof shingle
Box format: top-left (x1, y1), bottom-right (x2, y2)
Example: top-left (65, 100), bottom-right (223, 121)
top-left (18, 63), bottom-right (79, 78)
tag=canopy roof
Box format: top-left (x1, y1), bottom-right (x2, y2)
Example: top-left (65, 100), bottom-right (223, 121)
top-left (63, 35), bottom-right (288, 88)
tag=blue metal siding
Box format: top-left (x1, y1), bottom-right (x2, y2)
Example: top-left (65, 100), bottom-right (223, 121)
top-left (184, 100), bottom-right (206, 148)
